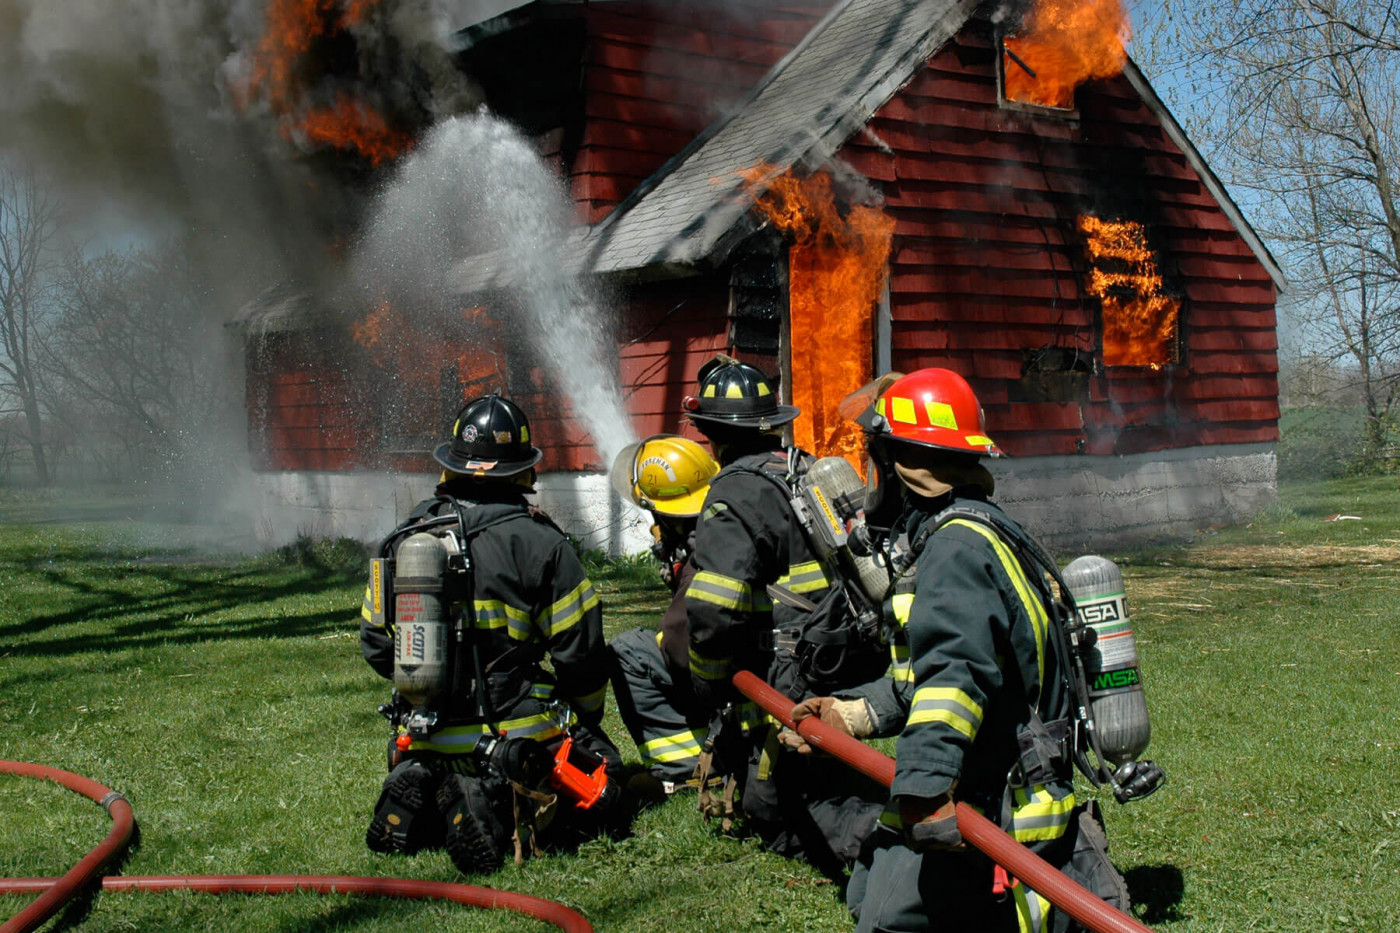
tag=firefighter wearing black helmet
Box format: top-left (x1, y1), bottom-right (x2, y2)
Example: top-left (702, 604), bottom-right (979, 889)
top-left (360, 394), bottom-right (623, 876)
top-left (680, 355), bottom-right (897, 875)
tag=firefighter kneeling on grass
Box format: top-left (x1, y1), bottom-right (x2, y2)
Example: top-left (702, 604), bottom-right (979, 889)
top-left (680, 355), bottom-right (904, 876)
top-left (607, 435), bottom-right (721, 791)
top-left (359, 394), bottom-right (623, 875)
top-left (832, 369), bottom-right (1132, 933)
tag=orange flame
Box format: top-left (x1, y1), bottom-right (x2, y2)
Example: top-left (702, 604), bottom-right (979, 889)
top-left (1004, 0), bottom-right (1130, 109)
top-left (239, 0), bottom-right (411, 166)
top-left (744, 167), bottom-right (895, 471)
top-left (295, 94), bottom-right (414, 167)
top-left (1078, 216), bottom-right (1179, 368)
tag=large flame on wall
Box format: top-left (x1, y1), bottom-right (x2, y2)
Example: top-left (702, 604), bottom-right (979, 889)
top-left (239, 0), bottom-right (413, 166)
top-left (1003, 0), bottom-right (1130, 109)
top-left (745, 167), bottom-right (895, 470)
top-left (1078, 215), bottom-right (1179, 368)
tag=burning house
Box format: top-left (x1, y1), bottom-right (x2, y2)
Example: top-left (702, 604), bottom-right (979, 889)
top-left (235, 0), bottom-right (1282, 551)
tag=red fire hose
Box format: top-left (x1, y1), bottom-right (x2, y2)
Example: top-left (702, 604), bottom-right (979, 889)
top-left (732, 671), bottom-right (1158, 933)
top-left (0, 760), bottom-right (594, 933)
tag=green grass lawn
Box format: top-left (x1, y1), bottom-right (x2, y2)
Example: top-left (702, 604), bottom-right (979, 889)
top-left (2, 477), bottom-right (1398, 931)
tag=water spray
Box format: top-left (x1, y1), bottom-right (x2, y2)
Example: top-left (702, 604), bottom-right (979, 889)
top-left (356, 111), bottom-right (637, 469)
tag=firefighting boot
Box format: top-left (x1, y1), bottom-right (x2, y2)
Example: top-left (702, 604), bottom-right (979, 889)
top-left (366, 760), bottom-right (445, 855)
top-left (437, 772), bottom-right (512, 876)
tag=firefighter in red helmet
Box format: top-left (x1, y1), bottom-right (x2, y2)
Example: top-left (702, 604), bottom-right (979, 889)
top-left (359, 394), bottom-right (623, 876)
top-left (679, 354), bottom-right (897, 876)
top-left (838, 369), bottom-right (1130, 932)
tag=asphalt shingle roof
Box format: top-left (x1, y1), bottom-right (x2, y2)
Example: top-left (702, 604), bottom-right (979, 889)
top-left (449, 0), bottom-right (978, 293)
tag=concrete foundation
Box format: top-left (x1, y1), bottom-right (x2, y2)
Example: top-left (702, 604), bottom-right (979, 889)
top-left (989, 442), bottom-right (1278, 552)
top-left (246, 442), bottom-right (1276, 555)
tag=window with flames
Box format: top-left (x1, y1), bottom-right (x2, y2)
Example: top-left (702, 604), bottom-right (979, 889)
top-left (1077, 216), bottom-right (1182, 370)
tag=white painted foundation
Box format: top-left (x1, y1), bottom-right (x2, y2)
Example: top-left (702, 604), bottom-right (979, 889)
top-left (247, 442), bottom-right (1275, 555)
top-left (246, 468), bottom-right (654, 553)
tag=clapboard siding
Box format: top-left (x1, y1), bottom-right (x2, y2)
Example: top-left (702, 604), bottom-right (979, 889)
top-left (836, 21), bottom-right (1278, 456)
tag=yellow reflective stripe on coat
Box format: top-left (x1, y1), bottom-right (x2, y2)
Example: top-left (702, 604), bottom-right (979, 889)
top-left (474, 598), bottom-right (533, 642)
top-left (890, 592), bottom-right (914, 628)
top-left (689, 647), bottom-right (732, 681)
top-left (1014, 883), bottom-right (1052, 933)
top-left (908, 685), bottom-right (984, 740)
top-left (777, 560), bottom-right (829, 594)
top-left (573, 682), bottom-right (607, 714)
top-left (1008, 783), bottom-right (1075, 843)
top-left (687, 570), bottom-right (765, 612)
top-left (399, 711), bottom-right (564, 754)
top-left (640, 728), bottom-right (706, 765)
top-left (889, 641), bottom-right (913, 683)
top-left (945, 518), bottom-right (1049, 690)
top-left (539, 579), bottom-right (600, 639)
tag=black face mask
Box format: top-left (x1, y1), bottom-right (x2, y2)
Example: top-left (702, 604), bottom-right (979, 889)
top-left (863, 439), bottom-right (904, 533)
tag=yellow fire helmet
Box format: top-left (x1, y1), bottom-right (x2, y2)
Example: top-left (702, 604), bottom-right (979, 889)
top-left (610, 434), bottom-right (720, 518)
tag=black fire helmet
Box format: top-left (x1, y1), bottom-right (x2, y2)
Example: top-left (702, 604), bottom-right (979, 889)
top-left (433, 394), bottom-right (544, 478)
top-left (683, 354), bottom-right (800, 430)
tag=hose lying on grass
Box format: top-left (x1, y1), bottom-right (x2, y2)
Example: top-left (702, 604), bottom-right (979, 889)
top-left (0, 759), bottom-right (594, 933)
top-left (732, 671), bottom-right (1158, 933)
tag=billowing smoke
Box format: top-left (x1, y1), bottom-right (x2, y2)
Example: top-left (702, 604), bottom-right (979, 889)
top-left (354, 112), bottom-right (637, 468)
top-left (0, 0), bottom-right (504, 301)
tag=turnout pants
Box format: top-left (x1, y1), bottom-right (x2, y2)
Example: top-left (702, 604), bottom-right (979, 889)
top-left (738, 723), bottom-right (888, 875)
top-left (610, 626), bottom-right (708, 786)
top-left (849, 803), bottom-right (1129, 933)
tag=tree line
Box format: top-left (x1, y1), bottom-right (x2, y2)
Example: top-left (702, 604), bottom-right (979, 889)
top-left (0, 162), bottom-right (228, 486)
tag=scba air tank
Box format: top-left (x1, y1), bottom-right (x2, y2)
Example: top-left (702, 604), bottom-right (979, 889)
top-left (392, 533), bottom-right (449, 709)
top-left (1061, 554), bottom-right (1151, 766)
top-left (801, 457), bottom-right (891, 604)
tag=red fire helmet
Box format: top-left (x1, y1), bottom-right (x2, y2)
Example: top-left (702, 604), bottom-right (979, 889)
top-left (865, 368), bottom-right (1004, 458)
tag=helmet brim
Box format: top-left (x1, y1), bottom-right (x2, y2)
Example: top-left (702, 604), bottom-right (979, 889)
top-left (643, 485), bottom-right (710, 518)
top-left (685, 405), bottom-right (800, 430)
top-left (433, 442), bottom-right (544, 476)
top-left (871, 430), bottom-right (1004, 459)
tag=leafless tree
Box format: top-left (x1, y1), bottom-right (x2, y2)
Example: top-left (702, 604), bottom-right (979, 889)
top-left (46, 240), bottom-right (227, 479)
top-left (0, 162), bottom-right (60, 485)
top-left (1141, 0), bottom-right (1400, 461)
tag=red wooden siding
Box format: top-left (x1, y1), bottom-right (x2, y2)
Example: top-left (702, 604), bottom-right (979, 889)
top-left (839, 23), bottom-right (1279, 457)
top-left (619, 275), bottom-right (732, 447)
top-left (246, 332), bottom-right (376, 472)
top-left (571, 1), bottom-right (832, 222)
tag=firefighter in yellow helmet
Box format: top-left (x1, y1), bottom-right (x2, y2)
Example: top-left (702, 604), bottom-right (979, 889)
top-left (607, 435), bottom-right (721, 789)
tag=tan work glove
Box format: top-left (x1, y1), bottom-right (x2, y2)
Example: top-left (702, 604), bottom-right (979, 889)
top-left (898, 792), bottom-right (964, 852)
top-left (778, 697), bottom-right (875, 754)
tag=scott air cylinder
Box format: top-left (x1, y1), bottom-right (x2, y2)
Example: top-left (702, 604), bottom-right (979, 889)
top-left (1061, 554), bottom-right (1152, 766)
top-left (392, 533), bottom-right (449, 710)
top-left (800, 457), bottom-right (892, 604)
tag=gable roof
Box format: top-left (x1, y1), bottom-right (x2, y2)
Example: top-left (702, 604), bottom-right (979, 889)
top-left (449, 0), bottom-right (1284, 294)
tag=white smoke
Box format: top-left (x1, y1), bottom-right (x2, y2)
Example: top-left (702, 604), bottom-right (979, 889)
top-left (354, 112), bottom-right (638, 468)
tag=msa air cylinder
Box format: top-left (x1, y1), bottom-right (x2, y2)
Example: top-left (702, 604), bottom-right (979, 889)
top-left (800, 457), bottom-right (891, 603)
top-left (392, 533), bottom-right (449, 709)
top-left (1062, 555), bottom-right (1151, 766)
